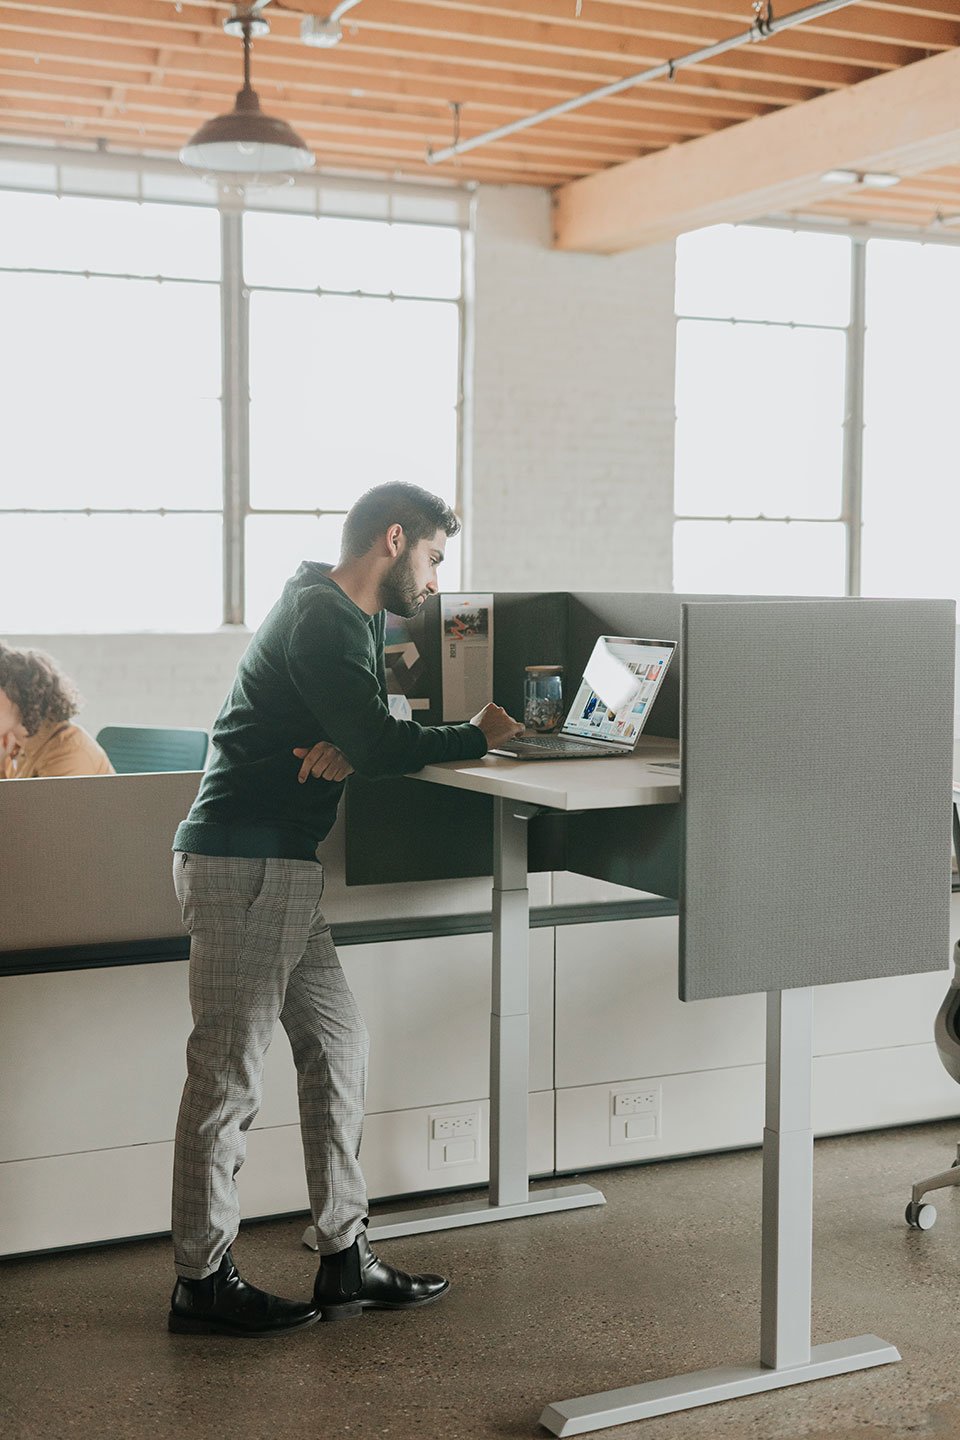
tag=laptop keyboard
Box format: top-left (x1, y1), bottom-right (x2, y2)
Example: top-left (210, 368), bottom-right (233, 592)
top-left (515, 737), bottom-right (610, 755)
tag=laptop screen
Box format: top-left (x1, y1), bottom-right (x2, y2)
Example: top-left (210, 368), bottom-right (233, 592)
top-left (560, 636), bottom-right (676, 749)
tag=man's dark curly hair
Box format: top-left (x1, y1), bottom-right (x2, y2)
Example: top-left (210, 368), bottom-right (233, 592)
top-left (0, 642), bottom-right (81, 737)
top-left (340, 482), bottom-right (460, 559)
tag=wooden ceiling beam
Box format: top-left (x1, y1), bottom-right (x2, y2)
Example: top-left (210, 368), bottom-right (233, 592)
top-left (553, 46), bottom-right (960, 251)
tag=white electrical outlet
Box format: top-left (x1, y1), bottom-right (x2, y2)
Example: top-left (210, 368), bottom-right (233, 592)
top-left (432, 1113), bottom-right (478, 1141)
top-left (428, 1105), bottom-right (482, 1170)
top-left (610, 1085), bottom-right (661, 1146)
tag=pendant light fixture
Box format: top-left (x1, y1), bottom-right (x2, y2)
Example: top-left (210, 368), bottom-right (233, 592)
top-left (180, 12), bottom-right (315, 186)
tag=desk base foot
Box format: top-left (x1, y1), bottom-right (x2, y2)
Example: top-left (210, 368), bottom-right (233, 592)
top-left (301, 1184), bottom-right (605, 1249)
top-left (539, 1335), bottom-right (901, 1436)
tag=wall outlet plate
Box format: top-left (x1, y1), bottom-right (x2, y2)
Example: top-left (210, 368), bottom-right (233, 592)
top-left (610, 1084), bottom-right (662, 1146)
top-left (428, 1104), bottom-right (483, 1170)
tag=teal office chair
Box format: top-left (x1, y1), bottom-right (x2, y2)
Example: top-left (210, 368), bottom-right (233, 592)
top-left (95, 725), bottom-right (208, 774)
top-left (905, 785), bottom-right (960, 1229)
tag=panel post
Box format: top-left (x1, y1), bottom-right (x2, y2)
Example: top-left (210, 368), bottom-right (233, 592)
top-left (760, 987), bottom-right (814, 1370)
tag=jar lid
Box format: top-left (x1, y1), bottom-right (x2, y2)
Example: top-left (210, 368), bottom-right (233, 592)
top-left (525, 664), bottom-right (563, 673)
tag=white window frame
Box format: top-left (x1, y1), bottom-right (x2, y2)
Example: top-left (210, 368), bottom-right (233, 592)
top-left (0, 142), bottom-right (473, 628)
top-left (675, 216), bottom-right (960, 597)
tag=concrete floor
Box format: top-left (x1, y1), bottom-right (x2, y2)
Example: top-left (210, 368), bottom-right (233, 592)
top-left (4, 1120), bottom-right (960, 1440)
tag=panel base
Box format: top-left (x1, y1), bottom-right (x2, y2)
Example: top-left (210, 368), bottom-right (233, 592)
top-left (301, 1183), bottom-right (605, 1248)
top-left (539, 1335), bottom-right (901, 1436)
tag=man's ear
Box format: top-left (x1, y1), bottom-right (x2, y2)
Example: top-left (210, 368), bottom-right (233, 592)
top-left (386, 523), bottom-right (403, 555)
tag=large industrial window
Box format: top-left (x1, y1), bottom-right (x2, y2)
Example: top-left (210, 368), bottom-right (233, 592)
top-left (0, 161), bottom-right (467, 632)
top-left (242, 209), bottom-right (463, 629)
top-left (860, 239), bottom-right (960, 608)
top-left (674, 222), bottom-right (960, 607)
top-left (0, 190), bottom-right (223, 631)
top-left (673, 224), bottom-right (851, 596)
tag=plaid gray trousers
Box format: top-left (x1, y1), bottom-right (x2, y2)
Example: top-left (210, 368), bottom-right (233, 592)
top-left (171, 852), bottom-right (369, 1279)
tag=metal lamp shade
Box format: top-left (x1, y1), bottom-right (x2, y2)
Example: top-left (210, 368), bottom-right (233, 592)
top-left (180, 89), bottom-right (315, 176)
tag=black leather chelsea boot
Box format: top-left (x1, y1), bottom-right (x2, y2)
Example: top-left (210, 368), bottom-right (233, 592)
top-left (169, 1250), bottom-right (320, 1337)
top-left (313, 1231), bottom-right (450, 1321)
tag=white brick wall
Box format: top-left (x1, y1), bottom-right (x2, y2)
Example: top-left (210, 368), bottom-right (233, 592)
top-left (1, 633), bottom-right (251, 740)
top-left (467, 185), bottom-right (676, 592)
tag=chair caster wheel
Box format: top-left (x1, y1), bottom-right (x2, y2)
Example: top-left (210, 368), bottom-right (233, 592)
top-left (906, 1201), bottom-right (937, 1230)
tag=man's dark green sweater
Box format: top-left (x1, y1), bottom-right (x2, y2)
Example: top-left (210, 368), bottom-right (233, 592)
top-left (173, 562), bottom-right (488, 862)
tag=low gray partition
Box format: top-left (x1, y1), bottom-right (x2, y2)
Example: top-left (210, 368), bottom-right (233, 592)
top-left (0, 771), bottom-right (202, 952)
top-left (679, 598), bottom-right (956, 999)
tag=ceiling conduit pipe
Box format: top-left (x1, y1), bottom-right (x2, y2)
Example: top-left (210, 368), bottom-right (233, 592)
top-left (426, 0), bottom-right (866, 166)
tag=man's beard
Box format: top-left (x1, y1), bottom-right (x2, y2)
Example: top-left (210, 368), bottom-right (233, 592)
top-left (379, 550), bottom-right (424, 618)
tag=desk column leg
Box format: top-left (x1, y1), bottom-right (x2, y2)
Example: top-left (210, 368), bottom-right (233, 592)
top-left (490, 797), bottom-right (531, 1209)
top-left (538, 983), bottom-right (900, 1435)
top-left (760, 987), bottom-right (814, 1370)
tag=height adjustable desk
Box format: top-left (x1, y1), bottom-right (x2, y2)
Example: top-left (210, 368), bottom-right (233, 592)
top-left (342, 591), bottom-right (956, 1434)
top-left (361, 744), bottom-right (681, 1242)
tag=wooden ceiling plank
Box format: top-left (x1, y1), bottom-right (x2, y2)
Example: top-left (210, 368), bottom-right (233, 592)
top-left (0, 18), bottom-right (825, 110)
top-left (602, 0), bottom-right (960, 48)
top-left (0, 32), bottom-right (769, 124)
top-left (0, 58), bottom-right (731, 140)
top-left (0, 106), bottom-right (589, 179)
top-left (20, 92), bottom-right (708, 152)
top-left (0, 121), bottom-right (569, 184)
top-left (582, 0), bottom-right (960, 30)
top-left (0, 4), bottom-right (886, 94)
top-left (553, 47), bottom-right (960, 250)
top-left (376, 0), bottom-right (946, 64)
top-left (0, 89), bottom-right (677, 162)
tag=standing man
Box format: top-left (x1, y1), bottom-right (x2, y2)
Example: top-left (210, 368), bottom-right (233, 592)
top-left (168, 482), bottom-right (522, 1336)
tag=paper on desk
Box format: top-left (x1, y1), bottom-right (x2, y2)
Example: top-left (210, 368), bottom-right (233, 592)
top-left (441, 594), bottom-right (494, 721)
top-left (584, 640), bottom-right (643, 713)
top-left (387, 693), bottom-right (413, 720)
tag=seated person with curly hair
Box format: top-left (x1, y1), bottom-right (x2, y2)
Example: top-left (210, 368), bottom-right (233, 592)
top-left (0, 643), bottom-right (114, 780)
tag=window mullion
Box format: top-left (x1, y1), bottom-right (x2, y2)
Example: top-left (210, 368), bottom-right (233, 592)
top-left (220, 194), bottom-right (249, 626)
top-left (841, 238), bottom-right (867, 597)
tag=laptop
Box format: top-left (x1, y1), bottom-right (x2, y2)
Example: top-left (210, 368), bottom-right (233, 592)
top-left (490, 635), bottom-right (677, 760)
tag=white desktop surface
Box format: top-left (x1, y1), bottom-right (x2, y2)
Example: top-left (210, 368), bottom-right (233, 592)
top-left (416, 737), bottom-right (681, 812)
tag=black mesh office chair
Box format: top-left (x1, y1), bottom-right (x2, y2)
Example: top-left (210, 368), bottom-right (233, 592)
top-left (905, 785), bottom-right (960, 1229)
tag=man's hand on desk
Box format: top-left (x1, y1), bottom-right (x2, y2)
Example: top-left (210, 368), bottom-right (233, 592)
top-left (470, 703), bottom-right (524, 751)
top-left (293, 742), bottom-right (355, 784)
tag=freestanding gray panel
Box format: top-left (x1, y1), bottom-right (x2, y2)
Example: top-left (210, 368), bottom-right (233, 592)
top-left (679, 599), bottom-right (956, 1001)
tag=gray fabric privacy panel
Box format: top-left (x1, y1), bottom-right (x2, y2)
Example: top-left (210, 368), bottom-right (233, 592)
top-left (0, 771), bottom-right (202, 951)
top-left (679, 599), bottom-right (956, 1001)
